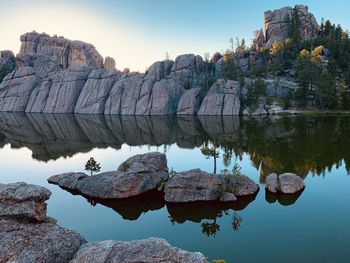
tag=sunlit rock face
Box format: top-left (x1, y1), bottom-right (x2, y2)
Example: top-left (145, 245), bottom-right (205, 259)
top-left (19, 32), bottom-right (104, 69)
top-left (103, 56), bottom-right (116, 71)
top-left (264, 5), bottom-right (318, 48)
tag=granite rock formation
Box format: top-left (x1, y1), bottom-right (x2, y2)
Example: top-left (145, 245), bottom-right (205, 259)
top-left (0, 182), bottom-right (86, 263)
top-left (265, 173), bottom-right (305, 194)
top-left (264, 5), bottom-right (318, 48)
top-left (70, 238), bottom-right (206, 263)
top-left (48, 152), bottom-right (169, 199)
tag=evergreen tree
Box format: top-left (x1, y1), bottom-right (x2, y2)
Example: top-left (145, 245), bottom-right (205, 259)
top-left (85, 157), bottom-right (101, 176)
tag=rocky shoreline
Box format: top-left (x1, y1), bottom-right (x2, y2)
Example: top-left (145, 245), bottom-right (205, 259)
top-left (1, 152), bottom-right (305, 262)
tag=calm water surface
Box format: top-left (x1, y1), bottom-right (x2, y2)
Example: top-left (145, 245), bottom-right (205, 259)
top-left (0, 113), bottom-right (349, 263)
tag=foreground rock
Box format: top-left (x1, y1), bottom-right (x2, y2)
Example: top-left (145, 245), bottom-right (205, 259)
top-left (266, 173), bottom-right (305, 194)
top-left (70, 237), bottom-right (206, 263)
top-left (48, 152), bottom-right (169, 199)
top-left (0, 182), bottom-right (51, 221)
top-left (0, 218), bottom-right (86, 263)
top-left (164, 169), bottom-right (258, 202)
top-left (0, 182), bottom-right (86, 263)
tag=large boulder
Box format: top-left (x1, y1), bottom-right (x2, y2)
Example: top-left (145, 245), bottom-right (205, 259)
top-left (164, 169), bottom-right (259, 203)
top-left (0, 218), bottom-right (86, 263)
top-left (0, 67), bottom-right (39, 112)
top-left (74, 69), bottom-right (120, 114)
top-left (0, 182), bottom-right (51, 222)
top-left (19, 32), bottom-right (103, 69)
top-left (49, 152), bottom-right (169, 199)
top-left (145, 60), bottom-right (174, 81)
top-left (71, 237), bottom-right (206, 263)
top-left (266, 173), bottom-right (305, 194)
top-left (0, 182), bottom-right (86, 263)
top-left (197, 79), bottom-right (240, 115)
top-left (164, 169), bottom-right (222, 203)
top-left (264, 5), bottom-right (318, 49)
top-left (176, 88), bottom-right (201, 115)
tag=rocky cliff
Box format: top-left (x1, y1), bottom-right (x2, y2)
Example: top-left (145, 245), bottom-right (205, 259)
top-left (0, 5), bottom-right (321, 116)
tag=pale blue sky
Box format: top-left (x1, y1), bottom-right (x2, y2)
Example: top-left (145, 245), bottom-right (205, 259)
top-left (0, 0), bottom-right (349, 71)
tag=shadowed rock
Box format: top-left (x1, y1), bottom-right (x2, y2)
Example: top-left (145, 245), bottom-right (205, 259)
top-left (265, 189), bottom-right (304, 206)
top-left (70, 237), bottom-right (206, 263)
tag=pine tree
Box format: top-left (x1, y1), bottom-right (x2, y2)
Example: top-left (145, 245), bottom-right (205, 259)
top-left (85, 157), bottom-right (101, 176)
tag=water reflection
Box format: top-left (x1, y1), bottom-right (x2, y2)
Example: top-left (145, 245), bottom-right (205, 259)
top-left (1, 113), bottom-right (349, 178)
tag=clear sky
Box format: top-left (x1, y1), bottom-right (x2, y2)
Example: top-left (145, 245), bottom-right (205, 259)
top-left (0, 0), bottom-right (349, 72)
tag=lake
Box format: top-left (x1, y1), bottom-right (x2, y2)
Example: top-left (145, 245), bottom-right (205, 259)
top-left (1, 113), bottom-right (349, 263)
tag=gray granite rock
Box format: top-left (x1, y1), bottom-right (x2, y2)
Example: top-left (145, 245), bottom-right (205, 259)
top-left (145, 60), bottom-right (174, 81)
top-left (266, 172), bottom-right (305, 194)
top-left (198, 79), bottom-right (240, 115)
top-left (42, 66), bottom-right (91, 113)
top-left (74, 69), bottom-right (119, 114)
top-left (0, 182), bottom-right (51, 222)
top-left (70, 237), bottom-right (206, 263)
top-left (0, 50), bottom-right (16, 82)
top-left (0, 67), bottom-right (39, 112)
top-left (164, 169), bottom-right (222, 202)
top-left (20, 32), bottom-right (103, 69)
top-left (103, 56), bottom-right (116, 71)
top-left (49, 152), bottom-right (169, 199)
top-left (177, 88), bottom-right (201, 115)
top-left (0, 218), bottom-right (86, 263)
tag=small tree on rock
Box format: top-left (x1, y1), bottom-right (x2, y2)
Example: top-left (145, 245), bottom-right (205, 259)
top-left (85, 157), bottom-right (101, 176)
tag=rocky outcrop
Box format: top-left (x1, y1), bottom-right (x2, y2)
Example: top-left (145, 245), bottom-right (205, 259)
top-left (164, 169), bottom-right (258, 202)
top-left (104, 74), bottom-right (183, 115)
top-left (198, 79), bottom-right (240, 115)
top-left (264, 5), bottom-right (318, 48)
top-left (0, 182), bottom-right (86, 263)
top-left (266, 173), bottom-right (305, 194)
top-left (71, 238), bottom-right (206, 263)
top-left (103, 56), bottom-right (116, 71)
top-left (74, 69), bottom-right (120, 114)
top-left (177, 88), bottom-right (201, 115)
top-left (164, 169), bottom-right (222, 202)
top-left (0, 182), bottom-right (51, 222)
top-left (48, 152), bottom-right (169, 199)
top-left (0, 67), bottom-right (39, 111)
top-left (145, 60), bottom-right (173, 81)
top-left (19, 32), bottom-right (103, 69)
top-left (26, 66), bottom-right (91, 113)
top-left (252, 29), bottom-right (265, 50)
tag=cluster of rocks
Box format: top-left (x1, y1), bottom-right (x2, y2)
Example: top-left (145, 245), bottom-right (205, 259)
top-left (49, 152), bottom-right (260, 203)
top-left (265, 172), bottom-right (305, 194)
top-left (0, 181), bottom-right (207, 262)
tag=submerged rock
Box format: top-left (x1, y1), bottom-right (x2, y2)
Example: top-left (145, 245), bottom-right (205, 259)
top-left (0, 182), bottom-right (51, 222)
top-left (266, 172), bottom-right (305, 194)
top-left (70, 237), bottom-right (206, 263)
top-left (49, 152), bottom-right (169, 199)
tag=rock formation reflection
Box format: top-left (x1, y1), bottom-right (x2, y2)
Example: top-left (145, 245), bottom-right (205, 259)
top-left (0, 113), bottom-right (350, 177)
